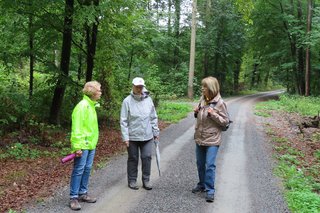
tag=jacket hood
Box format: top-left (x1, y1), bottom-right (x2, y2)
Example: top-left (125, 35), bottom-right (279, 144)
top-left (130, 87), bottom-right (150, 101)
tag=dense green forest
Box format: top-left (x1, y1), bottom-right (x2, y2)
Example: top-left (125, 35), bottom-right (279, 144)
top-left (1, 0), bottom-right (320, 132)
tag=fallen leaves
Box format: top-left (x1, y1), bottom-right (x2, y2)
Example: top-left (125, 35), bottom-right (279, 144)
top-left (0, 121), bottom-right (170, 212)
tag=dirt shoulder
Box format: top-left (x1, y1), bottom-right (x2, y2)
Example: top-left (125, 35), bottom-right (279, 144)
top-left (0, 121), bottom-right (170, 212)
top-left (256, 110), bottom-right (320, 187)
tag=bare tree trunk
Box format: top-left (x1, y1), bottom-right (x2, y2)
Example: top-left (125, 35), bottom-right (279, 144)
top-left (233, 60), bottom-right (241, 93)
top-left (128, 48), bottom-right (134, 81)
top-left (250, 63), bottom-right (258, 89)
top-left (49, 0), bottom-right (74, 124)
top-left (203, 0), bottom-right (211, 78)
top-left (85, 0), bottom-right (99, 82)
top-left (264, 69), bottom-right (270, 87)
top-left (280, 1), bottom-right (297, 93)
top-left (173, 0), bottom-right (181, 67)
top-left (297, 0), bottom-right (305, 95)
top-left (167, 0), bottom-right (172, 35)
top-left (28, 14), bottom-right (34, 99)
top-left (305, 0), bottom-right (312, 96)
top-left (188, 0), bottom-right (197, 99)
top-left (167, 0), bottom-right (172, 67)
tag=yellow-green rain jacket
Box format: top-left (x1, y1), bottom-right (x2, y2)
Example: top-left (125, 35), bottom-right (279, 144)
top-left (70, 95), bottom-right (99, 152)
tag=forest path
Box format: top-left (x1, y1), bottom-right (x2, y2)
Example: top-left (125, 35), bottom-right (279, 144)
top-left (27, 91), bottom-right (289, 213)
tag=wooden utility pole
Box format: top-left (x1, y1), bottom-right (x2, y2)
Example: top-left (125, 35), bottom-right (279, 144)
top-left (188, 0), bottom-right (197, 99)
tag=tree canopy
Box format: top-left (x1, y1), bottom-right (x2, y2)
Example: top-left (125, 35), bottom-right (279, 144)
top-left (1, 0), bottom-right (320, 130)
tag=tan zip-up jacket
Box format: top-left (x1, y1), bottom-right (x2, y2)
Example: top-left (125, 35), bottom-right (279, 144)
top-left (194, 94), bottom-right (229, 146)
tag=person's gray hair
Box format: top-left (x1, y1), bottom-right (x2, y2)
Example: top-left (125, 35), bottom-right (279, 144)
top-left (82, 81), bottom-right (101, 97)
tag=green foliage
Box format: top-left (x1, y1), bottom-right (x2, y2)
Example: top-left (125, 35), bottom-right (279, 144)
top-left (286, 191), bottom-right (320, 213)
top-left (314, 150), bottom-right (320, 160)
top-left (157, 101), bottom-right (192, 123)
top-left (279, 154), bottom-right (299, 165)
top-left (0, 141), bottom-right (70, 160)
top-left (254, 111), bottom-right (271, 117)
top-left (277, 94), bottom-right (320, 116)
top-left (256, 94), bottom-right (320, 116)
top-left (272, 137), bottom-right (288, 144)
top-left (274, 148), bottom-right (320, 213)
top-left (0, 143), bottom-right (41, 160)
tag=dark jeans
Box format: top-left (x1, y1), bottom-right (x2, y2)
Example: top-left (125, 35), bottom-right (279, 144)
top-left (127, 139), bottom-right (153, 184)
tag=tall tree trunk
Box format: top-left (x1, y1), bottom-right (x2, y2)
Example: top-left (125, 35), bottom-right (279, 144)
top-left (305, 0), bottom-right (312, 96)
top-left (297, 0), bottom-right (305, 95)
top-left (49, 0), bottom-right (74, 124)
top-left (167, 0), bottom-right (172, 68)
top-left (220, 53), bottom-right (227, 89)
top-left (167, 0), bottom-right (172, 35)
top-left (203, 0), bottom-right (211, 78)
top-left (233, 60), bottom-right (241, 93)
top-left (54, 43), bottom-right (60, 68)
top-left (28, 14), bottom-right (34, 99)
top-left (156, 0), bottom-right (160, 25)
top-left (188, 0), bottom-right (197, 99)
top-left (213, 18), bottom-right (224, 77)
top-left (77, 53), bottom-right (83, 81)
top-left (264, 69), bottom-right (270, 87)
top-left (85, 0), bottom-right (99, 82)
top-left (128, 48), bottom-right (134, 81)
top-left (250, 63), bottom-right (258, 89)
top-left (173, 0), bottom-right (181, 67)
top-left (280, 1), bottom-right (297, 93)
top-left (213, 52), bottom-right (220, 77)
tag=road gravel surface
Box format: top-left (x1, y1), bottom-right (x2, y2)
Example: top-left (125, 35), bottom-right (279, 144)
top-left (27, 91), bottom-right (289, 213)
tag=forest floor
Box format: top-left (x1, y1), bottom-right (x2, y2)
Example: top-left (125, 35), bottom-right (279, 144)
top-left (0, 121), bottom-right (170, 212)
top-left (0, 111), bottom-right (319, 212)
top-left (258, 110), bottom-right (320, 184)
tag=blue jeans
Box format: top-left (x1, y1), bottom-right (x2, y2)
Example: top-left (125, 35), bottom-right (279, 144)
top-left (70, 149), bottom-right (96, 198)
top-left (195, 144), bottom-right (219, 195)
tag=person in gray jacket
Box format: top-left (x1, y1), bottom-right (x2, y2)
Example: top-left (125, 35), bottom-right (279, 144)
top-left (120, 77), bottom-right (160, 190)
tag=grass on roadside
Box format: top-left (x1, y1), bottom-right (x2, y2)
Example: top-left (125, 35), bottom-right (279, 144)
top-left (255, 94), bottom-right (320, 213)
top-left (275, 163), bottom-right (320, 213)
top-left (157, 101), bottom-right (192, 123)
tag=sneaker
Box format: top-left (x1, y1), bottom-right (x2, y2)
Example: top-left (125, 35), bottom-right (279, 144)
top-left (128, 182), bottom-right (139, 190)
top-left (79, 194), bottom-right (97, 203)
top-left (70, 198), bottom-right (81, 210)
top-left (192, 185), bottom-right (205, 193)
top-left (142, 182), bottom-right (152, 190)
top-left (205, 194), bottom-right (214, 202)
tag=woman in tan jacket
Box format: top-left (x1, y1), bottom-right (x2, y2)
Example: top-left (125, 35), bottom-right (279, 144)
top-left (192, 76), bottom-right (230, 202)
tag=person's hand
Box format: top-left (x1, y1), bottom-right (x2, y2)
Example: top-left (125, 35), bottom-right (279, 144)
top-left (193, 106), bottom-right (199, 113)
top-left (207, 107), bottom-right (215, 116)
top-left (124, 141), bottom-right (129, 147)
top-left (75, 150), bottom-right (82, 157)
top-left (154, 135), bottom-right (159, 141)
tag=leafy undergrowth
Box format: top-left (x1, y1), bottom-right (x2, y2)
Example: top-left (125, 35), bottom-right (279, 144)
top-left (0, 121), bottom-right (170, 212)
top-left (157, 101), bottom-right (192, 123)
top-left (257, 109), bottom-right (320, 213)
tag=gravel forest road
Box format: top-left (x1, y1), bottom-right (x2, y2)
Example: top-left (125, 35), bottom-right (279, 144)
top-left (27, 91), bottom-right (289, 213)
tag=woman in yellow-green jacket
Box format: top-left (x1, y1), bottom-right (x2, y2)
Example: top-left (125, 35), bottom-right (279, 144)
top-left (69, 81), bottom-right (101, 211)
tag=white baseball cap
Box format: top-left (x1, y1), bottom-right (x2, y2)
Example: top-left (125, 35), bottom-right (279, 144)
top-left (132, 77), bottom-right (145, 86)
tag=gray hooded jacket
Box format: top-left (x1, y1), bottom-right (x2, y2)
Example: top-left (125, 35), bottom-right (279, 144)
top-left (120, 89), bottom-right (160, 142)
